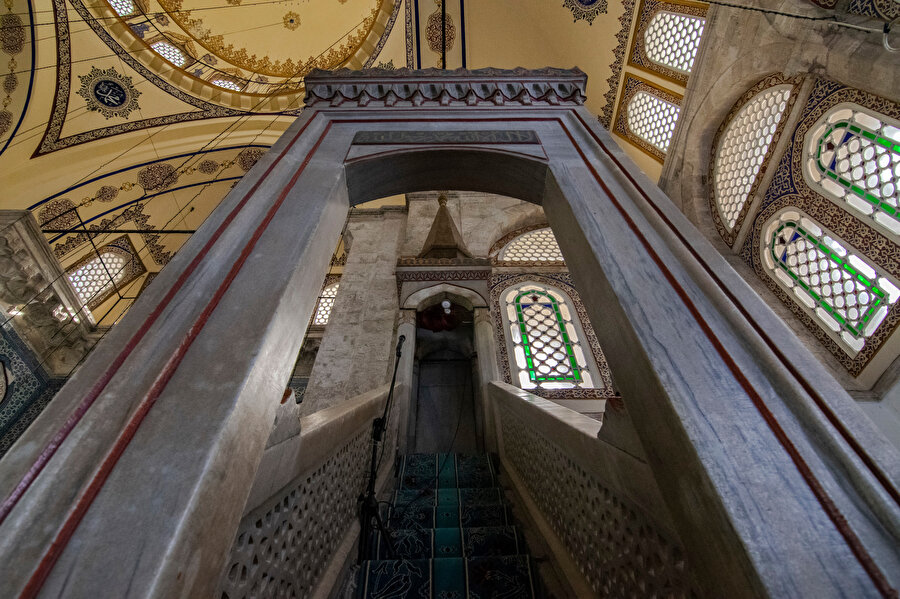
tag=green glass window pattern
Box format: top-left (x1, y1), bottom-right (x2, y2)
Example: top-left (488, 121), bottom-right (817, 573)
top-left (502, 283), bottom-right (597, 390)
top-left (805, 103), bottom-right (900, 238)
top-left (762, 209), bottom-right (899, 355)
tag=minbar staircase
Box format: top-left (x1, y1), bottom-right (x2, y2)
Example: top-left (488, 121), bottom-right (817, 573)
top-left (354, 452), bottom-right (545, 598)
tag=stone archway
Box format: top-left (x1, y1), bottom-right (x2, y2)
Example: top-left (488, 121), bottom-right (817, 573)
top-left (1, 69), bottom-right (897, 599)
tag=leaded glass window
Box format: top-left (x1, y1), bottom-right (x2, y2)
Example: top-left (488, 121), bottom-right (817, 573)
top-left (313, 282), bottom-right (339, 326)
top-left (644, 11), bottom-right (705, 74)
top-left (109, 0), bottom-right (135, 16)
top-left (498, 228), bottom-right (563, 262)
top-left (501, 282), bottom-right (597, 390)
top-left (761, 208), bottom-right (899, 355)
top-left (68, 251), bottom-right (128, 307)
top-left (804, 103), bottom-right (900, 238)
top-left (627, 91), bottom-right (680, 153)
top-left (151, 41), bottom-right (188, 67)
top-left (714, 85), bottom-right (792, 231)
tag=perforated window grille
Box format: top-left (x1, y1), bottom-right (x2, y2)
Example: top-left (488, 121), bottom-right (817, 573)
top-left (627, 91), bottom-right (680, 152)
top-left (68, 252), bottom-right (128, 307)
top-left (644, 11), bottom-right (705, 74)
top-left (762, 209), bottom-right (899, 356)
top-left (501, 282), bottom-right (597, 390)
top-left (151, 41), bottom-right (187, 67)
top-left (498, 228), bottom-right (564, 262)
top-left (804, 103), bottom-right (900, 239)
top-left (313, 282), bottom-right (339, 326)
top-left (212, 79), bottom-right (243, 92)
top-left (714, 85), bottom-right (792, 231)
top-left (109, 0), bottom-right (135, 16)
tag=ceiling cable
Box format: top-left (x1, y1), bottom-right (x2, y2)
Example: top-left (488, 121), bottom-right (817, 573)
top-left (704, 0), bottom-right (898, 52)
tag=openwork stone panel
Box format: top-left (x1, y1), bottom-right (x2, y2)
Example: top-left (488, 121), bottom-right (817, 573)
top-left (313, 282), bottom-right (340, 326)
top-left (614, 76), bottom-right (682, 162)
top-left (803, 103), bottom-right (900, 240)
top-left (761, 208), bottom-right (899, 356)
top-left (218, 427), bottom-right (370, 599)
top-left (151, 41), bottom-right (187, 67)
top-left (65, 235), bottom-right (145, 309)
top-left (108, 0), bottom-right (134, 16)
top-left (499, 407), bottom-right (697, 597)
top-left (713, 85), bottom-right (793, 238)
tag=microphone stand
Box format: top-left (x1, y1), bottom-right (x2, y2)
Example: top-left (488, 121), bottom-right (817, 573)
top-left (357, 334), bottom-right (405, 564)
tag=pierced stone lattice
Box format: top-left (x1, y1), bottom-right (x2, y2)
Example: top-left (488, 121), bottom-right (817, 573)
top-left (502, 282), bottom-right (598, 391)
top-left (627, 91), bottom-right (680, 152)
top-left (313, 283), bottom-right (339, 326)
top-left (499, 407), bottom-right (697, 597)
top-left (151, 41), bottom-right (187, 67)
top-left (498, 228), bottom-right (564, 262)
top-left (213, 79), bottom-right (243, 92)
top-left (762, 208), bottom-right (899, 356)
top-left (108, 0), bottom-right (135, 16)
top-left (644, 11), bottom-right (705, 74)
top-left (804, 103), bottom-right (900, 238)
top-left (68, 252), bottom-right (127, 307)
top-left (218, 427), bottom-right (370, 599)
top-left (714, 85), bottom-right (792, 231)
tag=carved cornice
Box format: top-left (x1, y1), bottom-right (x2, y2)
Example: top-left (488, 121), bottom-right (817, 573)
top-left (304, 67), bottom-right (588, 108)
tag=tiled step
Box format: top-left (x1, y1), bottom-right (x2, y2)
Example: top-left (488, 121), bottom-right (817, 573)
top-left (370, 525), bottom-right (526, 560)
top-left (398, 453), bottom-right (499, 490)
top-left (391, 486), bottom-right (506, 509)
top-left (384, 502), bottom-right (513, 529)
top-left (356, 555), bottom-right (540, 599)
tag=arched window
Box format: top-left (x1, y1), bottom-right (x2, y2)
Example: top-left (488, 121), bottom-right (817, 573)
top-left (803, 103), bottom-right (900, 239)
top-left (109, 0), bottom-right (135, 17)
top-left (498, 228), bottom-right (563, 262)
top-left (68, 251), bottom-right (129, 308)
top-left (151, 41), bottom-right (188, 67)
top-left (713, 85), bottom-right (793, 232)
top-left (761, 208), bottom-right (899, 356)
top-left (312, 282), bottom-right (339, 326)
top-left (644, 11), bottom-right (705, 75)
top-left (627, 91), bottom-right (680, 153)
top-left (499, 281), bottom-right (603, 391)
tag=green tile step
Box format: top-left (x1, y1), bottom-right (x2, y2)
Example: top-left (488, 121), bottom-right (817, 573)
top-left (370, 525), bottom-right (527, 560)
top-left (390, 487), bottom-right (506, 509)
top-left (384, 502), bottom-right (512, 530)
top-left (398, 453), bottom-right (499, 490)
top-left (355, 555), bottom-right (541, 599)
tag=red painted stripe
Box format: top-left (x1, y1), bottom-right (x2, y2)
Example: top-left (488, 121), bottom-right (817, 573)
top-left (570, 110), bottom-right (900, 508)
top-left (0, 115), bottom-right (321, 524)
top-left (554, 117), bottom-right (896, 598)
top-left (20, 121), bottom-right (334, 598)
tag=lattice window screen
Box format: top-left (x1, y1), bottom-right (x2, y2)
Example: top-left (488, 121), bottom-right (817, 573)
top-left (761, 208), bottom-right (899, 355)
top-left (68, 252), bottom-right (128, 307)
top-left (212, 79), bottom-right (242, 91)
top-left (498, 228), bottom-right (564, 262)
top-left (714, 85), bottom-right (792, 231)
top-left (313, 282), bottom-right (339, 326)
top-left (804, 103), bottom-right (900, 239)
top-left (627, 91), bottom-right (680, 153)
top-left (151, 41), bottom-right (187, 67)
top-left (644, 11), bottom-right (705, 74)
top-left (108, 0), bottom-right (135, 16)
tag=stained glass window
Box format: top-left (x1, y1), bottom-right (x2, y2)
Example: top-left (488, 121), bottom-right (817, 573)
top-left (501, 282), bottom-right (597, 390)
top-left (644, 11), bottom-right (705, 74)
top-left (804, 103), bottom-right (900, 238)
top-left (313, 282), bottom-right (339, 326)
top-left (762, 209), bottom-right (899, 355)
top-left (498, 228), bottom-right (563, 262)
top-left (714, 85), bottom-right (792, 231)
top-left (627, 91), bottom-right (680, 153)
top-left (68, 251), bottom-right (128, 307)
top-left (151, 41), bottom-right (188, 67)
top-left (109, 0), bottom-right (135, 16)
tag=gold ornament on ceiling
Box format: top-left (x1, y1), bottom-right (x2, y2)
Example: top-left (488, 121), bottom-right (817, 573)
top-left (156, 0), bottom-right (380, 78)
top-left (283, 11), bottom-right (300, 30)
